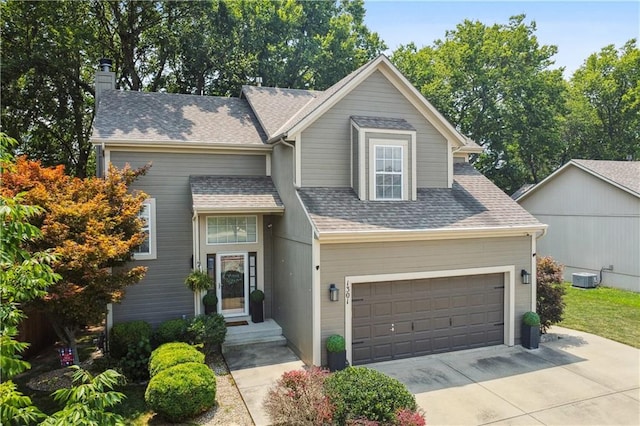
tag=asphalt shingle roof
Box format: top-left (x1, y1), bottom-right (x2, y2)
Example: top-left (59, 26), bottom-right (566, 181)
top-left (93, 91), bottom-right (266, 145)
top-left (351, 116), bottom-right (416, 131)
top-left (572, 159), bottom-right (640, 196)
top-left (298, 163), bottom-right (541, 233)
top-left (190, 176), bottom-right (284, 211)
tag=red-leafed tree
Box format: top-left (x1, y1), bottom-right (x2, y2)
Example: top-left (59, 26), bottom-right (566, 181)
top-left (1, 156), bottom-right (149, 364)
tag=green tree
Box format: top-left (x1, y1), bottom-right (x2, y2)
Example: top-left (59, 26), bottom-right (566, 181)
top-left (563, 40), bottom-right (639, 161)
top-left (0, 134), bottom-right (59, 425)
top-left (392, 15), bottom-right (566, 194)
top-left (1, 156), bottom-right (149, 365)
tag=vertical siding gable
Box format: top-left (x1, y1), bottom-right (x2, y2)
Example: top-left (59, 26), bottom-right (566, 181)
top-left (301, 70), bottom-right (448, 188)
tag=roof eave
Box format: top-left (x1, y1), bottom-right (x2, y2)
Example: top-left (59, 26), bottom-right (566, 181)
top-left (315, 224), bottom-right (547, 244)
top-left (193, 206), bottom-right (284, 215)
top-left (91, 138), bottom-right (272, 152)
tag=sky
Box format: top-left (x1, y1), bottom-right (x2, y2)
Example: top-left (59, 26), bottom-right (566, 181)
top-left (364, 1), bottom-right (639, 77)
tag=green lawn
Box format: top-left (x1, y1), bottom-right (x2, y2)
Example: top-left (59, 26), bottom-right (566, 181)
top-left (559, 283), bottom-right (640, 348)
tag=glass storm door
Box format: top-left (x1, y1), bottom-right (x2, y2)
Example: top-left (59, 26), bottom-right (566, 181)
top-left (217, 253), bottom-right (248, 317)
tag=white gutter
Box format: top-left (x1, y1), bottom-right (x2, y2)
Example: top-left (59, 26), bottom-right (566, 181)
top-left (192, 207), bottom-right (284, 215)
top-left (91, 139), bottom-right (272, 152)
top-left (316, 224), bottom-right (548, 244)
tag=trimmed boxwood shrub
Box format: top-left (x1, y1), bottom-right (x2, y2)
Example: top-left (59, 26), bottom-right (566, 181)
top-left (152, 318), bottom-right (189, 347)
top-left (148, 342), bottom-right (204, 377)
top-left (325, 367), bottom-right (417, 424)
top-left (145, 362), bottom-right (216, 422)
top-left (109, 320), bottom-right (152, 359)
top-left (326, 334), bottom-right (346, 353)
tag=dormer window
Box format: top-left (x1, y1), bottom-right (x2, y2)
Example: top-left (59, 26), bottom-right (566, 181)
top-left (351, 116), bottom-right (416, 201)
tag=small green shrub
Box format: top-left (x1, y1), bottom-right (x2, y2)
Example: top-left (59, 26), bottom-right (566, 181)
top-left (202, 291), bottom-right (217, 307)
top-left (145, 362), bottom-right (216, 422)
top-left (152, 318), bottom-right (189, 347)
top-left (325, 367), bottom-right (417, 424)
top-left (118, 337), bottom-right (152, 382)
top-left (264, 367), bottom-right (333, 425)
top-left (187, 314), bottom-right (227, 353)
top-left (148, 343), bottom-right (204, 377)
top-left (522, 311), bottom-right (541, 326)
top-left (537, 256), bottom-right (566, 333)
top-left (109, 320), bottom-right (152, 359)
top-left (250, 289), bottom-right (264, 303)
top-left (326, 334), bottom-right (346, 353)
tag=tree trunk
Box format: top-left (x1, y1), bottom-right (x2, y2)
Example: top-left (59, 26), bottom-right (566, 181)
top-left (50, 319), bottom-right (80, 365)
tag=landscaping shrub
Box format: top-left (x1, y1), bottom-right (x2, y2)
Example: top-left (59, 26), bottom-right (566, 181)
top-left (537, 256), bottom-right (566, 333)
top-left (109, 320), bottom-right (152, 359)
top-left (394, 408), bottom-right (426, 426)
top-left (118, 337), bottom-right (152, 382)
top-left (186, 314), bottom-right (227, 353)
top-left (148, 342), bottom-right (204, 377)
top-left (325, 366), bottom-right (417, 424)
top-left (152, 318), bottom-right (189, 347)
top-left (264, 367), bottom-right (333, 425)
top-left (145, 362), bottom-right (216, 422)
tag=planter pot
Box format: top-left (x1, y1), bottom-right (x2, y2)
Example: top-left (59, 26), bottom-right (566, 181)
top-left (521, 324), bottom-right (540, 349)
top-left (250, 300), bottom-right (264, 323)
top-left (204, 304), bottom-right (216, 315)
top-left (327, 350), bottom-right (347, 372)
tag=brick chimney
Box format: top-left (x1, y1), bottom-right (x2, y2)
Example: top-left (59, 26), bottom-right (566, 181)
top-left (95, 58), bottom-right (115, 110)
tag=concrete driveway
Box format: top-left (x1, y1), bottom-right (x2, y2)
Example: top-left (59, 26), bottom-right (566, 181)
top-left (368, 326), bottom-right (640, 425)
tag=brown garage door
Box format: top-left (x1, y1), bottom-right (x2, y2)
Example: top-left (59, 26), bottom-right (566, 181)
top-left (352, 274), bottom-right (504, 365)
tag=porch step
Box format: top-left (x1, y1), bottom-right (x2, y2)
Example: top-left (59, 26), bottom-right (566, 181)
top-left (222, 319), bottom-right (286, 354)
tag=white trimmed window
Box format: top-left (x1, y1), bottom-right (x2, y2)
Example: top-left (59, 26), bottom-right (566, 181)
top-left (207, 216), bottom-right (257, 245)
top-left (134, 198), bottom-right (156, 260)
top-left (369, 140), bottom-right (409, 200)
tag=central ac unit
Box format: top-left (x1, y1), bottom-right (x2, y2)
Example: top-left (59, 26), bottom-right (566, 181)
top-left (572, 272), bottom-right (597, 289)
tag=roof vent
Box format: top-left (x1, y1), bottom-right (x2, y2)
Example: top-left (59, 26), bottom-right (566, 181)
top-left (98, 58), bottom-right (113, 72)
top-left (572, 272), bottom-right (597, 289)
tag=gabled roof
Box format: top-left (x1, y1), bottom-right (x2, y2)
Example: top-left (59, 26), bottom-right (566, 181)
top-left (92, 91), bottom-right (266, 146)
top-left (351, 116), bottom-right (415, 131)
top-left (242, 55), bottom-right (482, 152)
top-left (516, 159), bottom-right (640, 201)
top-left (190, 176), bottom-right (284, 214)
top-left (299, 163), bottom-right (543, 240)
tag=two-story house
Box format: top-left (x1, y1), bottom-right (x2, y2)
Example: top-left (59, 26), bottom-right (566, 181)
top-left (92, 55), bottom-right (546, 367)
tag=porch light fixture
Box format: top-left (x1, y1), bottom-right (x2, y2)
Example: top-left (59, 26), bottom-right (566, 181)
top-left (329, 284), bottom-right (339, 302)
top-left (521, 269), bottom-right (531, 285)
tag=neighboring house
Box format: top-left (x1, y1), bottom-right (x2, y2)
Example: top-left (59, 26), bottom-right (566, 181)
top-left (517, 160), bottom-right (640, 292)
top-left (92, 55), bottom-right (546, 366)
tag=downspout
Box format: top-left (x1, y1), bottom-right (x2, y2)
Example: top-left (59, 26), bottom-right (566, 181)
top-left (273, 137), bottom-right (300, 188)
top-left (192, 210), bottom-right (200, 315)
top-left (531, 227), bottom-right (548, 311)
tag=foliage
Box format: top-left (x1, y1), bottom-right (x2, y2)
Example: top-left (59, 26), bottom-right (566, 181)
top-left (537, 256), bottom-right (566, 333)
top-left (144, 362), bottom-right (216, 423)
top-left (392, 15), bottom-right (566, 194)
top-left (151, 318), bottom-right (189, 347)
top-left (250, 289), bottom-right (265, 303)
top-left (118, 337), bottom-right (152, 383)
top-left (2, 0), bottom-right (384, 175)
top-left (1, 156), bottom-right (149, 364)
top-left (563, 40), bottom-right (639, 162)
top-left (148, 343), bottom-right (204, 378)
top-left (185, 269), bottom-right (214, 292)
top-left (522, 311), bottom-right (541, 327)
top-left (109, 320), bottom-right (152, 360)
top-left (202, 291), bottom-right (218, 307)
top-left (325, 366), bottom-right (417, 424)
top-left (264, 367), bottom-right (333, 426)
top-left (326, 334), bottom-right (346, 353)
top-left (394, 408), bottom-right (426, 426)
top-left (186, 314), bottom-right (227, 353)
top-left (0, 381), bottom-right (45, 425)
top-left (42, 366), bottom-right (126, 426)
top-left (560, 284), bottom-right (640, 348)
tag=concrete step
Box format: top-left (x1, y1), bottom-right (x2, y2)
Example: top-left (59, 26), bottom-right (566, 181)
top-left (222, 335), bottom-right (287, 354)
top-left (222, 318), bottom-right (285, 354)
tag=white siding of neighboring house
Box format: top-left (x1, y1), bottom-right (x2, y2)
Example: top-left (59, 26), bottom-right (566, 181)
top-left (519, 166), bottom-right (640, 292)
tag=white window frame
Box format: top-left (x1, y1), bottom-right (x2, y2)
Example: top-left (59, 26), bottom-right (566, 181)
top-left (133, 198), bottom-right (157, 260)
top-left (206, 215), bottom-right (258, 245)
top-left (369, 139), bottom-right (410, 201)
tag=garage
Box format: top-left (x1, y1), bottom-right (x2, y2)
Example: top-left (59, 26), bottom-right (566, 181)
top-left (351, 273), bottom-right (505, 365)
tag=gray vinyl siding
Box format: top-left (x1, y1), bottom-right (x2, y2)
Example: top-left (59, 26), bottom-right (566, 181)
top-left (520, 166), bottom-right (640, 292)
top-left (269, 143), bottom-right (314, 363)
top-left (109, 150), bottom-right (266, 326)
top-left (319, 236), bottom-right (531, 364)
top-left (301, 70), bottom-right (448, 188)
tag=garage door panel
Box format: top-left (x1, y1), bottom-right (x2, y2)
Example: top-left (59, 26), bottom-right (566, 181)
top-left (352, 273), bottom-right (505, 365)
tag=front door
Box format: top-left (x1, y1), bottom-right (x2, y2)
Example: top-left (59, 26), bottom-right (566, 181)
top-left (216, 253), bottom-right (248, 317)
